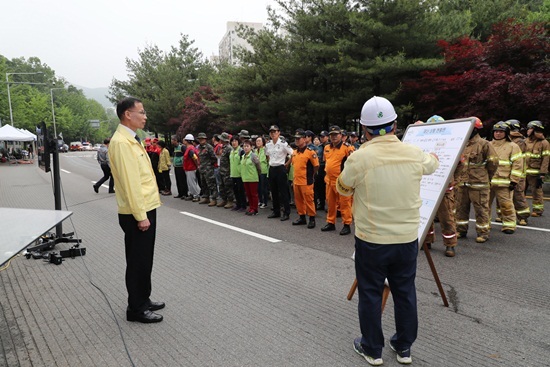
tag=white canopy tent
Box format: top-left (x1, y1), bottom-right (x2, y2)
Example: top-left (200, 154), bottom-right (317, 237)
top-left (17, 128), bottom-right (37, 141)
top-left (0, 125), bottom-right (36, 141)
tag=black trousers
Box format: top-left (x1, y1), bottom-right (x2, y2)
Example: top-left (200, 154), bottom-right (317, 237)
top-left (314, 165), bottom-right (326, 207)
top-left (95, 164), bottom-right (114, 192)
top-left (119, 209), bottom-right (156, 313)
top-left (269, 165), bottom-right (290, 215)
top-left (174, 166), bottom-right (188, 197)
top-left (159, 170), bottom-right (171, 192)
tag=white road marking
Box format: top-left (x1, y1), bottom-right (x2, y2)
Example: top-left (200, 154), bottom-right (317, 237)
top-left (60, 169), bottom-right (71, 173)
top-left (180, 211), bottom-right (282, 243)
top-left (469, 219), bottom-right (550, 233)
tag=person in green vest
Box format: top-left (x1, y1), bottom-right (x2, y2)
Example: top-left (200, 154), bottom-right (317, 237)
top-left (255, 136), bottom-right (269, 209)
top-left (241, 140), bottom-right (262, 215)
top-left (229, 136), bottom-right (247, 211)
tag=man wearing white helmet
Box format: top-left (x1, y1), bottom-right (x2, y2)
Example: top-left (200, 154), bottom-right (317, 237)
top-left (182, 134), bottom-right (201, 201)
top-left (337, 96), bottom-right (439, 365)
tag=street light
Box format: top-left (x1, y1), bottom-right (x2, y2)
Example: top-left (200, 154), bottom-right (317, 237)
top-left (50, 87), bottom-right (65, 139)
top-left (5, 72), bottom-right (44, 126)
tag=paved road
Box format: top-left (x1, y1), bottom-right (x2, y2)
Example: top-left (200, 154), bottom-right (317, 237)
top-left (0, 154), bottom-right (548, 367)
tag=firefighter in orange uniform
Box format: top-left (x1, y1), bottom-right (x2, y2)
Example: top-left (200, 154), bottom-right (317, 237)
top-left (322, 125), bottom-right (355, 235)
top-left (291, 129), bottom-right (319, 228)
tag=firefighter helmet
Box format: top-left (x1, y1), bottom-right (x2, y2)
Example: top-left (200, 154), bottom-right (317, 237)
top-left (527, 120), bottom-right (544, 131)
top-left (472, 117), bottom-right (483, 129)
top-left (505, 119), bottom-right (521, 131)
top-left (493, 121), bottom-right (509, 132)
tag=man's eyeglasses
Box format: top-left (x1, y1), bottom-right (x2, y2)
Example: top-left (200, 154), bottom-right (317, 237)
top-left (128, 109), bottom-right (147, 115)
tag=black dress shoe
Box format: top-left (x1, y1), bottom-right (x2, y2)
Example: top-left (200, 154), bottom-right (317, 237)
top-left (93, 185), bottom-right (99, 193)
top-left (321, 223), bottom-right (336, 231)
top-left (108, 190), bottom-right (115, 194)
top-left (340, 224), bottom-right (351, 235)
top-left (148, 301), bottom-right (165, 311)
top-left (307, 217), bottom-right (316, 229)
top-left (292, 216), bottom-right (306, 225)
top-left (268, 212), bottom-right (281, 219)
top-left (126, 309), bottom-right (163, 323)
top-left (280, 214), bottom-right (290, 221)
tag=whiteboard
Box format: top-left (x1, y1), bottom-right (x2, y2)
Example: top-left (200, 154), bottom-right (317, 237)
top-left (401, 118), bottom-right (475, 245)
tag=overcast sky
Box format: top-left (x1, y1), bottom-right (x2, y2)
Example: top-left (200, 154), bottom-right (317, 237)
top-left (1, 0), bottom-right (276, 88)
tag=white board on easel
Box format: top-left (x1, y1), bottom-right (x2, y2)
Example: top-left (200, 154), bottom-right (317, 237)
top-left (401, 118), bottom-right (475, 245)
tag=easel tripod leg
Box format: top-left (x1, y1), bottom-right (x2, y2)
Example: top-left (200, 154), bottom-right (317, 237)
top-left (422, 242), bottom-right (449, 307)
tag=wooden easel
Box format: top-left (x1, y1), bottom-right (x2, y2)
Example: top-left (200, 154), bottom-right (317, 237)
top-left (347, 242), bottom-right (449, 307)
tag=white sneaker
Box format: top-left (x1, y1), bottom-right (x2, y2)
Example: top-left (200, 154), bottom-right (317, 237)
top-left (390, 341), bottom-right (412, 364)
top-left (354, 337), bottom-right (383, 366)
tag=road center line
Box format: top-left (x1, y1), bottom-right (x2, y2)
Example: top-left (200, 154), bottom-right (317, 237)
top-left (180, 211), bottom-right (281, 243)
top-left (469, 219), bottom-right (550, 233)
top-left (60, 169), bottom-right (71, 173)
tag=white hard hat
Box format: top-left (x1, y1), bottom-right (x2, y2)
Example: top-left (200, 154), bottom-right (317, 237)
top-left (184, 134), bottom-right (194, 141)
top-left (360, 96), bottom-right (397, 127)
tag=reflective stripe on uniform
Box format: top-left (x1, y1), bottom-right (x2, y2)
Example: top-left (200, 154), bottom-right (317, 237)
top-left (510, 152), bottom-right (523, 161)
top-left (442, 233), bottom-right (456, 239)
top-left (491, 178), bottom-right (510, 185)
top-left (526, 169), bottom-right (540, 175)
top-left (517, 208), bottom-right (531, 215)
top-left (511, 170), bottom-right (523, 177)
top-left (498, 160), bottom-right (511, 166)
top-left (456, 220), bottom-right (469, 226)
top-left (533, 203), bottom-right (544, 210)
top-left (476, 223), bottom-right (490, 229)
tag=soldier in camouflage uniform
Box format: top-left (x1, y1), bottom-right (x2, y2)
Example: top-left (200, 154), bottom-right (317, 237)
top-left (196, 132), bottom-right (219, 206)
top-left (217, 132), bottom-right (235, 208)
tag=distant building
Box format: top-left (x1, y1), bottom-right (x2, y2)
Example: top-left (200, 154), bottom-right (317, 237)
top-left (218, 21), bottom-right (263, 65)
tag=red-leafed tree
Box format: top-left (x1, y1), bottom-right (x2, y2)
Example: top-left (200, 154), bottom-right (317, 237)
top-left (176, 86), bottom-right (224, 137)
top-left (400, 20), bottom-right (549, 126)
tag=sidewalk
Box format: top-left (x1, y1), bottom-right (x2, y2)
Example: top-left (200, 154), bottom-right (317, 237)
top-left (1, 163), bottom-right (549, 367)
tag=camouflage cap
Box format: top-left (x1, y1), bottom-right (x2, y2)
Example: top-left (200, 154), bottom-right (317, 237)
top-left (238, 130), bottom-right (250, 138)
top-left (197, 132), bottom-right (207, 139)
top-left (219, 132), bottom-right (230, 142)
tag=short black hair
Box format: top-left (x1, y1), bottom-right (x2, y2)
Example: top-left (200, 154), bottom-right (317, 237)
top-left (157, 140), bottom-right (166, 148)
top-left (103, 138), bottom-right (111, 145)
top-left (116, 97), bottom-right (142, 120)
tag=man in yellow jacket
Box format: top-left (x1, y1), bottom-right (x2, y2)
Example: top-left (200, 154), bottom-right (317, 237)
top-left (338, 96), bottom-right (439, 366)
top-left (109, 97), bottom-right (164, 324)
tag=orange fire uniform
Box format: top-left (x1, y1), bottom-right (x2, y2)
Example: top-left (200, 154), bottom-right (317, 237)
top-left (292, 146), bottom-right (319, 217)
top-left (324, 141), bottom-right (355, 225)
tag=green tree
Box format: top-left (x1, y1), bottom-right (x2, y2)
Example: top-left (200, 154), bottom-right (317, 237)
top-left (109, 34), bottom-right (210, 136)
top-left (218, 0), bottom-right (473, 133)
top-left (438, 0), bottom-right (545, 40)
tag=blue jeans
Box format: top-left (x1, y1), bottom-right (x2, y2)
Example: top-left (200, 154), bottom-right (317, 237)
top-left (355, 236), bottom-right (418, 358)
